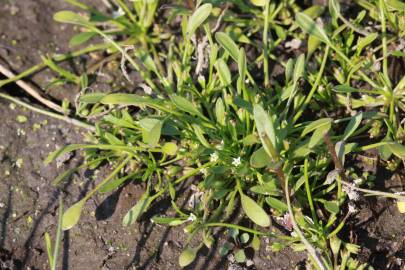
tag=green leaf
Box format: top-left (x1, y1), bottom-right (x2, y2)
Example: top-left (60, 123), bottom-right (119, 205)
top-left (387, 143), bottom-right (405, 159)
top-left (179, 247), bottom-right (197, 267)
top-left (328, 0), bottom-right (340, 20)
top-left (54, 11), bottom-right (89, 26)
top-left (234, 249), bottom-right (246, 263)
top-left (241, 194), bottom-right (270, 227)
top-left (302, 118), bottom-right (332, 136)
top-left (170, 95), bottom-right (203, 117)
top-left (295, 12), bottom-right (330, 44)
top-left (265, 197), bottom-right (288, 212)
top-left (186, 3), bottom-right (212, 37)
top-left (250, 180), bottom-right (280, 196)
top-left (240, 233), bottom-right (250, 244)
top-left (250, 147), bottom-right (272, 168)
top-left (123, 192), bottom-right (150, 226)
top-left (99, 174), bottom-right (135, 193)
top-left (238, 48), bottom-right (247, 81)
top-left (285, 58), bottom-right (294, 83)
top-left (215, 98), bottom-right (225, 126)
top-left (44, 232), bottom-right (54, 267)
top-left (215, 32), bottom-right (239, 61)
top-left (307, 34), bottom-right (322, 57)
top-left (192, 124), bottom-right (211, 148)
top-left (324, 200), bottom-right (340, 214)
top-left (62, 199), bottom-right (85, 230)
top-left (100, 94), bottom-right (162, 107)
top-left (250, 0), bottom-right (266, 6)
top-left (215, 59), bottom-right (232, 86)
top-left (309, 122), bottom-right (331, 148)
top-left (252, 235), bottom-right (260, 251)
top-left (253, 104), bottom-right (278, 159)
top-left (387, 0), bottom-right (405, 11)
top-left (69, 32), bottom-right (96, 47)
top-left (162, 142), bottom-right (178, 155)
top-left (242, 134), bottom-right (258, 146)
top-left (343, 113), bottom-right (362, 141)
top-left (79, 92), bottom-right (107, 103)
top-left (45, 144), bottom-right (140, 165)
top-left (139, 118), bottom-right (163, 146)
top-left (293, 54), bottom-right (305, 83)
top-left (151, 216), bottom-right (188, 226)
top-left (356, 33), bottom-right (378, 54)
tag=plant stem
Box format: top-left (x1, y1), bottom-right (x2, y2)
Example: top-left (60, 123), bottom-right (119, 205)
top-left (51, 196), bottom-right (63, 270)
top-left (0, 92), bottom-right (95, 131)
top-left (284, 170), bottom-right (327, 270)
top-left (341, 180), bottom-right (405, 200)
top-left (263, 0), bottom-right (270, 88)
top-left (0, 43), bottom-right (110, 88)
top-left (204, 222), bottom-right (276, 237)
top-left (174, 162), bottom-right (214, 184)
top-left (304, 158), bottom-right (318, 225)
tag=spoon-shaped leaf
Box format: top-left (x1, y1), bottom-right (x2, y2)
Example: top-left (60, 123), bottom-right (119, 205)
top-left (309, 122), bottom-right (331, 148)
top-left (170, 95), bottom-right (203, 117)
top-left (139, 118), bottom-right (163, 146)
top-left (250, 147), bottom-right (272, 168)
top-left (241, 194), bottom-right (270, 227)
top-left (253, 104), bottom-right (278, 159)
top-left (388, 143), bottom-right (405, 159)
top-left (123, 192), bottom-right (150, 226)
top-left (54, 11), bottom-right (89, 26)
top-left (179, 247), bottom-right (197, 267)
top-left (62, 199), bottom-right (86, 230)
top-left (295, 12), bottom-right (330, 44)
top-left (250, 0), bottom-right (266, 6)
top-left (215, 32), bottom-right (239, 61)
top-left (186, 3), bottom-right (212, 37)
top-left (342, 113), bottom-right (362, 141)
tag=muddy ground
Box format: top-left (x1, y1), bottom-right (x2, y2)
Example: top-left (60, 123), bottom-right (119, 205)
top-left (0, 0), bottom-right (405, 269)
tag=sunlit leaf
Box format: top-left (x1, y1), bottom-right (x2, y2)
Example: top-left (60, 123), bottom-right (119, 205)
top-left (123, 192), bottom-right (150, 226)
top-left (215, 32), bottom-right (239, 61)
top-left (170, 95), bottom-right (203, 117)
top-left (295, 12), bottom-right (330, 44)
top-left (265, 197), bottom-right (288, 212)
top-left (62, 199), bottom-right (86, 230)
top-left (179, 247), bottom-right (197, 267)
top-left (162, 142), bottom-right (178, 155)
top-left (69, 32), bottom-right (96, 47)
top-left (139, 118), bottom-right (162, 146)
top-left (186, 3), bottom-right (212, 37)
top-left (309, 122), bottom-right (331, 148)
top-left (343, 113), bottom-right (362, 141)
top-left (253, 104), bottom-right (278, 159)
top-left (241, 194), bottom-right (270, 227)
top-left (250, 0), bottom-right (266, 7)
top-left (250, 147), bottom-right (272, 168)
top-left (387, 143), bottom-right (405, 159)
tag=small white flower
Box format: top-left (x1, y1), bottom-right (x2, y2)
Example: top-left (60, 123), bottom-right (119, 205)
top-left (210, 152), bottom-right (219, 162)
top-left (187, 213), bottom-right (197, 222)
top-left (232, 157), bottom-right (241, 167)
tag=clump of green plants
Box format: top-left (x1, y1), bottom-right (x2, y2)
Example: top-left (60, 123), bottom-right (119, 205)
top-left (2, 0), bottom-right (405, 269)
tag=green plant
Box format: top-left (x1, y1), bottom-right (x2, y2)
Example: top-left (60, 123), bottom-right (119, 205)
top-left (2, 0), bottom-right (405, 269)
